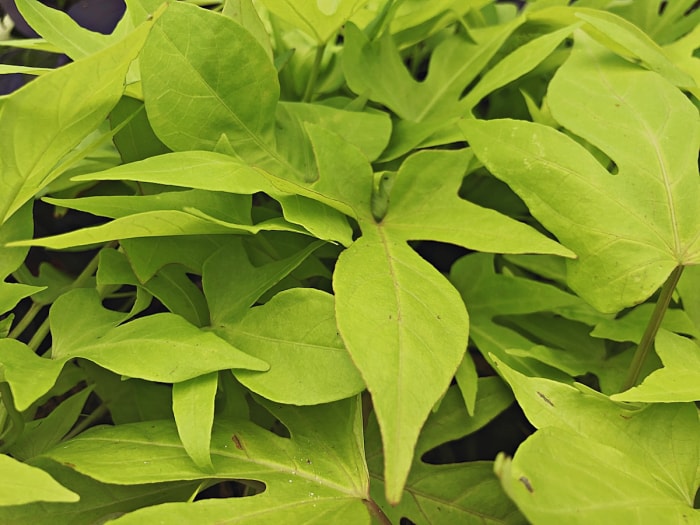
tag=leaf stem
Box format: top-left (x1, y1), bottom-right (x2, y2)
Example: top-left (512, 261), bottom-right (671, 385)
top-left (621, 265), bottom-right (684, 391)
top-left (364, 498), bottom-right (391, 525)
top-left (302, 44), bottom-right (325, 102)
top-left (8, 301), bottom-right (43, 340)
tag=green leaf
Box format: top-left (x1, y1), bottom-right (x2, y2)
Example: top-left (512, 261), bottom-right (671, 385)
top-left (343, 19), bottom-right (522, 122)
top-left (367, 380), bottom-right (523, 524)
top-left (0, 19), bottom-right (152, 223)
top-left (332, 148), bottom-right (571, 502)
top-left (493, 357), bottom-right (700, 522)
top-left (203, 238), bottom-right (323, 326)
top-left (461, 31), bottom-right (700, 313)
top-left (173, 372), bottom-right (218, 470)
top-left (0, 457), bottom-right (199, 525)
top-left (611, 330), bottom-right (700, 403)
top-left (110, 96), bottom-right (170, 163)
top-left (224, 288), bottom-right (364, 405)
top-left (49, 289), bottom-right (268, 383)
top-left (0, 454), bottom-right (78, 505)
top-left (141, 3), bottom-right (280, 165)
top-left (43, 398), bottom-right (371, 523)
top-left (15, 0), bottom-right (114, 59)
top-left (8, 387), bottom-right (93, 460)
top-left (71, 151), bottom-right (354, 245)
top-left (0, 339), bottom-right (64, 412)
top-left (10, 209), bottom-right (306, 249)
top-left (261, 0), bottom-right (369, 44)
top-left (335, 235), bottom-right (468, 503)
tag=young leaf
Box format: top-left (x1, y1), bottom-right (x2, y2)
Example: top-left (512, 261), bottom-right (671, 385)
top-left (0, 19), bottom-right (152, 223)
top-left (461, 31), bottom-right (700, 313)
top-left (260, 0), bottom-right (369, 44)
top-left (0, 454), bottom-right (79, 505)
top-left (172, 372), bottom-right (218, 471)
top-left (224, 288), bottom-right (365, 405)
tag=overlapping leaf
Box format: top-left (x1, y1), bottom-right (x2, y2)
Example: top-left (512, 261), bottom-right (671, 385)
top-left (462, 31), bottom-right (700, 313)
top-left (42, 398), bottom-right (371, 524)
top-left (0, 17), bottom-right (152, 224)
top-left (331, 145), bottom-right (571, 502)
top-left (493, 358), bottom-right (700, 524)
top-left (0, 455), bottom-right (78, 506)
top-left (366, 380), bottom-right (524, 524)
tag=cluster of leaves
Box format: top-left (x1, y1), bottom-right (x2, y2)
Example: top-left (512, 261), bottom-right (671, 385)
top-left (0, 0), bottom-right (699, 523)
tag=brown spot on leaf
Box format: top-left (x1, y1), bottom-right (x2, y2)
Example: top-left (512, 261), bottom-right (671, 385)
top-left (537, 391), bottom-right (554, 407)
top-left (519, 476), bottom-right (534, 493)
top-left (232, 434), bottom-right (244, 450)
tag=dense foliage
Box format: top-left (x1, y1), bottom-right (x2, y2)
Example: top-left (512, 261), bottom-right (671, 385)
top-left (0, 0), bottom-right (699, 523)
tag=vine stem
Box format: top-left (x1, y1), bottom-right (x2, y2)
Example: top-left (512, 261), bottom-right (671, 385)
top-left (364, 498), bottom-right (391, 525)
top-left (621, 265), bottom-right (684, 391)
top-left (7, 301), bottom-right (42, 340)
top-left (302, 44), bottom-right (325, 103)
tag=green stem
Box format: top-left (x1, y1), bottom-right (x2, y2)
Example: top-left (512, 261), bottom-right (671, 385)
top-left (364, 498), bottom-right (391, 525)
top-left (8, 301), bottom-right (43, 340)
top-left (621, 265), bottom-right (684, 391)
top-left (0, 382), bottom-right (24, 452)
top-left (302, 44), bottom-right (325, 102)
top-left (27, 316), bottom-right (50, 354)
top-left (62, 402), bottom-right (109, 441)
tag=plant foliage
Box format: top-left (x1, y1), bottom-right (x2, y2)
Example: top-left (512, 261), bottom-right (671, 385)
top-left (0, 0), bottom-right (699, 523)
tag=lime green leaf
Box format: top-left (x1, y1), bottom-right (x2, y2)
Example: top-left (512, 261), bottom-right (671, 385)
top-left (0, 339), bottom-right (64, 412)
top-left (110, 96), bottom-right (170, 163)
top-left (71, 151), bottom-right (353, 245)
top-left (591, 304), bottom-right (700, 343)
top-left (173, 372), bottom-right (218, 470)
top-left (383, 151), bottom-right (574, 257)
top-left (494, 358), bottom-right (700, 513)
top-left (43, 398), bottom-right (370, 522)
top-left (0, 19), bottom-right (152, 223)
top-left (9, 387), bottom-right (92, 460)
top-left (141, 3), bottom-right (279, 165)
top-left (366, 380), bottom-right (523, 524)
top-left (343, 19), bottom-right (521, 122)
top-left (49, 289), bottom-right (268, 382)
top-left (15, 0), bottom-right (114, 59)
top-left (0, 458), bottom-right (199, 525)
top-left (0, 454), bottom-right (78, 505)
top-left (261, 0), bottom-right (369, 44)
top-left (461, 32), bottom-right (700, 313)
top-left (10, 210), bottom-right (305, 249)
top-left (334, 234), bottom-right (469, 503)
top-left (574, 10), bottom-right (694, 87)
top-left (496, 425), bottom-right (700, 525)
top-left (222, 0), bottom-right (273, 60)
top-left (331, 149), bottom-right (571, 502)
top-left (225, 288), bottom-right (364, 405)
top-left (612, 331), bottom-right (700, 403)
top-left (203, 238), bottom-right (323, 326)
top-left (0, 64), bottom-right (53, 75)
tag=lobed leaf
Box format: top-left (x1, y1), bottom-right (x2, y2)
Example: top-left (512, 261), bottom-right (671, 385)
top-left (462, 31), bottom-right (700, 313)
